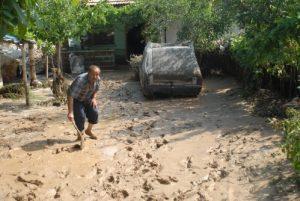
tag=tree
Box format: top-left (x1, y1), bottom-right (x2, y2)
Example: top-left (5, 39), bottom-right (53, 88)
top-left (32, 0), bottom-right (108, 71)
top-left (1, 0), bottom-right (37, 106)
top-left (136, 0), bottom-right (189, 42)
top-left (227, 0), bottom-right (299, 72)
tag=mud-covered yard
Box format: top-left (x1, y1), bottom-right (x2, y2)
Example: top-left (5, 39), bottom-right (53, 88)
top-left (0, 71), bottom-right (299, 201)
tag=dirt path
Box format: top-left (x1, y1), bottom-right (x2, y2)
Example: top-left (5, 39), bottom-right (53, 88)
top-left (0, 71), bottom-right (299, 201)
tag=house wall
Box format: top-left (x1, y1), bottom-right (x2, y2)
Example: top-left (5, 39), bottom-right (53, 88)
top-left (166, 21), bottom-right (181, 43)
top-left (114, 22), bottom-right (127, 64)
top-left (160, 21), bottom-right (182, 43)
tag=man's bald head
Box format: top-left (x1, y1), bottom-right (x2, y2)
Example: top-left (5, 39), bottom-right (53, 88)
top-left (88, 65), bottom-right (100, 83)
top-left (88, 65), bottom-right (101, 74)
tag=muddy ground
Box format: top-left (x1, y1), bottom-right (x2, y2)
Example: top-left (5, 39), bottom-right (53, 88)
top-left (0, 71), bottom-right (299, 201)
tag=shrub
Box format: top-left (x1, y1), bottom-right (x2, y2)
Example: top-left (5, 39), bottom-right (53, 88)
top-left (129, 54), bottom-right (143, 81)
top-left (282, 108), bottom-right (300, 172)
top-left (0, 83), bottom-right (24, 99)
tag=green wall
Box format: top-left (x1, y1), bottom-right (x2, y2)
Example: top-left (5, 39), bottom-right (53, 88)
top-left (114, 23), bottom-right (127, 64)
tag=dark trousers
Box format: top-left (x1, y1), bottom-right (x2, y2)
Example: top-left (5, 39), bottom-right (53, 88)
top-left (73, 99), bottom-right (98, 131)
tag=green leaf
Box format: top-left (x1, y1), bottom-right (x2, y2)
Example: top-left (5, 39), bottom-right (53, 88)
top-left (11, 0), bottom-right (27, 26)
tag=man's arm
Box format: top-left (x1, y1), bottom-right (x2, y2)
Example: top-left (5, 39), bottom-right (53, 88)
top-left (66, 76), bottom-right (81, 121)
top-left (67, 96), bottom-right (74, 121)
top-left (91, 92), bottom-right (97, 108)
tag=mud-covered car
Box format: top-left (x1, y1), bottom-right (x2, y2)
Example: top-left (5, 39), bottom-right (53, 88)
top-left (139, 42), bottom-right (203, 98)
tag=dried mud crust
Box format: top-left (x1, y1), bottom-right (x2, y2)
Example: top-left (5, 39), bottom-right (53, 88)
top-left (0, 72), bottom-right (298, 201)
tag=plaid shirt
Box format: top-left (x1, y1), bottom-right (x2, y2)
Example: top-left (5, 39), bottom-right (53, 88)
top-left (67, 73), bottom-right (100, 102)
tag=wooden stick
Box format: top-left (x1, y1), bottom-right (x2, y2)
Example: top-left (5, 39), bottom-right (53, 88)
top-left (71, 120), bottom-right (84, 150)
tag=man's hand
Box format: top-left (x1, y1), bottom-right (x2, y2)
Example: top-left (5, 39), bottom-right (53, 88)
top-left (67, 112), bottom-right (74, 122)
top-left (91, 98), bottom-right (97, 108)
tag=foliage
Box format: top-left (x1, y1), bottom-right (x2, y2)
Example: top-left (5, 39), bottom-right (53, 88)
top-left (227, 0), bottom-right (300, 78)
top-left (0, 83), bottom-right (24, 99)
top-left (0, 0), bottom-right (36, 39)
top-left (178, 0), bottom-right (232, 51)
top-left (129, 54), bottom-right (143, 80)
top-left (32, 0), bottom-right (95, 44)
top-left (136, 0), bottom-right (189, 42)
top-left (136, 0), bottom-right (231, 50)
top-left (282, 109), bottom-right (300, 172)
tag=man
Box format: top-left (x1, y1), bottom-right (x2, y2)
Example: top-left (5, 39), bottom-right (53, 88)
top-left (67, 65), bottom-right (101, 140)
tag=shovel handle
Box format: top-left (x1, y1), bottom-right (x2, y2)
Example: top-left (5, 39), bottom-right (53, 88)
top-left (71, 120), bottom-right (84, 150)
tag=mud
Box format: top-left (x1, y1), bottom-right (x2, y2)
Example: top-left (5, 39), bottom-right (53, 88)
top-left (0, 71), bottom-right (298, 201)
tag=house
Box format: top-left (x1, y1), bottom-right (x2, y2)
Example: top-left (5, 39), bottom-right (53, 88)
top-left (160, 21), bottom-right (182, 44)
top-left (63, 0), bottom-right (145, 73)
top-left (0, 35), bottom-right (22, 85)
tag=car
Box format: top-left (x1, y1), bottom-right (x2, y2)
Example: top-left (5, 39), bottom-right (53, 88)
top-left (139, 42), bottom-right (203, 98)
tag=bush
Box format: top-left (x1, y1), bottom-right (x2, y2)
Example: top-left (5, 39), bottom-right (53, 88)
top-left (0, 83), bottom-right (24, 99)
top-left (282, 108), bottom-right (300, 172)
top-left (129, 54), bottom-right (143, 81)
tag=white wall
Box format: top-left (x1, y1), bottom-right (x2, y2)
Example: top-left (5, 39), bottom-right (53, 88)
top-left (160, 21), bottom-right (181, 43)
top-left (166, 21), bottom-right (181, 43)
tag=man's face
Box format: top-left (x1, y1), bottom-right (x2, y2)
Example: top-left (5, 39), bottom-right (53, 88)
top-left (88, 69), bottom-right (100, 83)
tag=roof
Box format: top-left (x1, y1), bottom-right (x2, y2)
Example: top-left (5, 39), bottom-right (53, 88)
top-left (87, 0), bottom-right (134, 6)
top-left (3, 35), bottom-right (20, 44)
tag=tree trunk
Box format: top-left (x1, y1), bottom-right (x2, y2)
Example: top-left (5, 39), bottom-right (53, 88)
top-left (29, 42), bottom-right (38, 86)
top-left (45, 55), bottom-right (49, 79)
top-left (56, 42), bottom-right (62, 71)
top-left (21, 44), bottom-right (31, 106)
top-left (51, 55), bottom-right (54, 68)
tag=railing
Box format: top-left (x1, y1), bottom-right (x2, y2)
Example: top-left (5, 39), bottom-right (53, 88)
top-left (62, 49), bottom-right (115, 72)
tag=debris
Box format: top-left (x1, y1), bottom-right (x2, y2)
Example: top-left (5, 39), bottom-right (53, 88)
top-left (156, 177), bottom-right (171, 185)
top-left (126, 146), bottom-right (133, 151)
top-left (126, 139), bottom-right (134, 144)
top-left (208, 160), bottom-right (218, 169)
top-left (54, 186), bottom-right (61, 199)
top-left (146, 153), bottom-right (152, 159)
top-left (142, 180), bottom-right (153, 192)
top-left (186, 156), bottom-right (192, 168)
top-left (17, 176), bottom-right (43, 187)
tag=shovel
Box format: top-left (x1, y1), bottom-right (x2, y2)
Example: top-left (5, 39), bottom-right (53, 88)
top-left (71, 120), bottom-right (84, 150)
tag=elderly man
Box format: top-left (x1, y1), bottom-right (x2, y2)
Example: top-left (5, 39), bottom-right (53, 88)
top-left (67, 65), bottom-right (101, 140)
